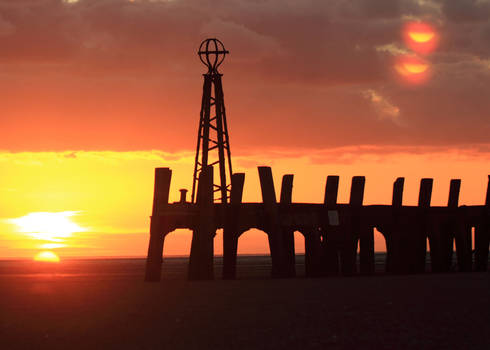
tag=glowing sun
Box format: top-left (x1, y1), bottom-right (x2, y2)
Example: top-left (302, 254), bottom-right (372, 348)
top-left (9, 211), bottom-right (86, 242)
top-left (34, 251), bottom-right (61, 263)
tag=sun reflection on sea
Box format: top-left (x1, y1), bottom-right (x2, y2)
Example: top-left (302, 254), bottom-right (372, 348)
top-left (34, 251), bottom-right (61, 263)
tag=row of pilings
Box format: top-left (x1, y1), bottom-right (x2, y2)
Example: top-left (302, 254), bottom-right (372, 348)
top-left (145, 166), bottom-right (490, 281)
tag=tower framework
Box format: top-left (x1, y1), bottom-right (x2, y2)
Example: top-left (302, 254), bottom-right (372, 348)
top-left (191, 38), bottom-right (233, 203)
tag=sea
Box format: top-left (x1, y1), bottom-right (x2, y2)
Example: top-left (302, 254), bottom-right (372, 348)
top-left (0, 253), bottom-right (428, 280)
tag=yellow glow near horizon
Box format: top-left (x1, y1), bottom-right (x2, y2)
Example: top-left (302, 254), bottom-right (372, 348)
top-left (34, 251), bottom-right (60, 263)
top-left (408, 31), bottom-right (435, 43)
top-left (0, 150), bottom-right (489, 258)
top-left (40, 243), bottom-right (67, 249)
top-left (9, 211), bottom-right (87, 242)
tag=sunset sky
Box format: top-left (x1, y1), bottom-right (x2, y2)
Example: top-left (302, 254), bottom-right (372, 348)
top-left (1, 0), bottom-right (489, 260)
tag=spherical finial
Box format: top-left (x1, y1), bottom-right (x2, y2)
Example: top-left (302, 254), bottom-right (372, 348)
top-left (198, 38), bottom-right (229, 73)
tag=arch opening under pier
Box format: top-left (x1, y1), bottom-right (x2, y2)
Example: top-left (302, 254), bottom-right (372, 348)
top-left (294, 231), bottom-right (306, 277)
top-left (374, 228), bottom-right (388, 273)
top-left (236, 228), bottom-right (271, 279)
top-left (161, 229), bottom-right (192, 279)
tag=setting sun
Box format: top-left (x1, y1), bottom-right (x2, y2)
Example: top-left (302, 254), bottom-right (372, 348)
top-left (33, 251), bottom-right (60, 263)
top-left (8, 211), bottom-right (87, 242)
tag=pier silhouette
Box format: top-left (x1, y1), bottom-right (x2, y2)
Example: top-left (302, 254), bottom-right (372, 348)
top-left (145, 39), bottom-right (489, 282)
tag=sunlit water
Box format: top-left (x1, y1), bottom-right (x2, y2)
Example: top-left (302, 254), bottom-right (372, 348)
top-left (0, 254), bottom-right (441, 280)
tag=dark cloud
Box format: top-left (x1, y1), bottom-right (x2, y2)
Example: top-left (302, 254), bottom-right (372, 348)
top-left (0, 0), bottom-right (488, 153)
top-left (441, 0), bottom-right (490, 23)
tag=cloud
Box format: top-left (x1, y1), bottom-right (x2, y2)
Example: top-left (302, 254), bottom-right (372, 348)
top-left (362, 89), bottom-right (402, 125)
top-left (0, 0), bottom-right (488, 153)
top-left (441, 0), bottom-right (490, 22)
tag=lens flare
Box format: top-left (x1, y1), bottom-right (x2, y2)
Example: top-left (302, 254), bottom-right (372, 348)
top-left (403, 21), bottom-right (438, 54)
top-left (394, 55), bottom-right (431, 84)
top-left (401, 62), bottom-right (429, 74)
top-left (408, 32), bottom-right (435, 43)
top-left (34, 251), bottom-right (60, 263)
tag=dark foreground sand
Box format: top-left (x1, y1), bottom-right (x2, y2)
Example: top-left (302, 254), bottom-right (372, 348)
top-left (0, 258), bottom-right (489, 350)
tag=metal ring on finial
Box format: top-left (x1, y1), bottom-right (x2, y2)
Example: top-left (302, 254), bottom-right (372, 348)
top-left (198, 38), bottom-right (229, 74)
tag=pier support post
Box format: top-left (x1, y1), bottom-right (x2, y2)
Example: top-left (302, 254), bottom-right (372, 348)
top-left (343, 176), bottom-right (365, 276)
top-left (258, 167), bottom-right (287, 278)
top-left (322, 176), bottom-right (340, 275)
top-left (145, 168), bottom-right (172, 282)
top-left (359, 225), bottom-right (374, 275)
top-left (437, 179), bottom-right (461, 272)
top-left (474, 175), bottom-right (490, 271)
top-left (280, 175), bottom-right (296, 278)
top-left (304, 228), bottom-right (323, 277)
top-left (411, 178), bottom-right (433, 273)
top-left (223, 173), bottom-right (245, 279)
top-left (455, 223), bottom-right (472, 272)
top-left (386, 177), bottom-right (404, 274)
top-left (188, 166), bottom-right (215, 280)
top-left (354, 177), bottom-right (374, 275)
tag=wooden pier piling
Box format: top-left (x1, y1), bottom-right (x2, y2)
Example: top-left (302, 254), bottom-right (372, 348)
top-left (145, 167), bottom-right (489, 282)
top-left (144, 168), bottom-right (172, 282)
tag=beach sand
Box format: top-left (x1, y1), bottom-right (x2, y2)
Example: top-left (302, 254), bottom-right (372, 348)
top-left (0, 257), bottom-right (488, 349)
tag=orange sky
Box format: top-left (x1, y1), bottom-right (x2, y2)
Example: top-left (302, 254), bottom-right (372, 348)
top-left (0, 149), bottom-right (488, 259)
top-left (0, 0), bottom-right (489, 260)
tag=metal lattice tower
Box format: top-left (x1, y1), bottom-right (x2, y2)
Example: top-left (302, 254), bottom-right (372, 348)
top-left (191, 38), bottom-right (233, 204)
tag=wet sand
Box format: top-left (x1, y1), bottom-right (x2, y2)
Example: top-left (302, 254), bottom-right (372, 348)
top-left (0, 258), bottom-right (488, 349)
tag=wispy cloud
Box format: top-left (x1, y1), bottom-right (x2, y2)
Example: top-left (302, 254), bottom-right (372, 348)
top-left (362, 89), bottom-right (402, 125)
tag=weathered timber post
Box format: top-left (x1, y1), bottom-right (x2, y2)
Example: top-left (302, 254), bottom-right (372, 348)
top-left (258, 166), bottom-right (287, 278)
top-left (343, 176), bottom-right (365, 276)
top-left (188, 166), bottom-right (215, 280)
top-left (453, 179), bottom-right (473, 272)
top-left (392, 178), bottom-right (404, 207)
top-left (448, 179), bottom-right (461, 208)
top-left (411, 178), bottom-right (433, 273)
top-left (145, 168), bottom-right (172, 282)
top-left (357, 178), bottom-right (375, 275)
top-left (223, 173), bottom-right (245, 279)
top-left (303, 228), bottom-right (323, 277)
top-left (474, 175), bottom-right (490, 271)
top-left (280, 175), bottom-right (296, 277)
top-left (296, 179), bottom-right (322, 278)
top-left (455, 219), bottom-right (472, 272)
top-left (322, 175), bottom-right (340, 275)
top-left (438, 179), bottom-right (461, 272)
top-left (385, 177), bottom-right (404, 273)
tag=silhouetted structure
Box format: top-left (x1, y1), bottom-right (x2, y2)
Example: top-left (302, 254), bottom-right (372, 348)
top-left (144, 39), bottom-right (490, 282)
top-left (191, 38), bottom-right (232, 204)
